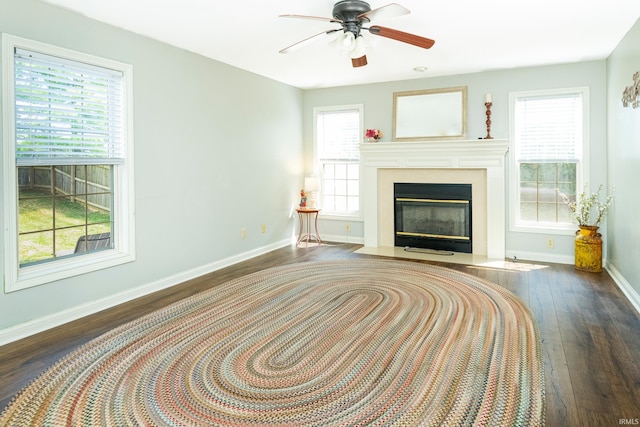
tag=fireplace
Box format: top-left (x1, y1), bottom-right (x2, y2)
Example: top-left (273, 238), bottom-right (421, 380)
top-left (359, 139), bottom-right (509, 259)
top-left (394, 183), bottom-right (472, 253)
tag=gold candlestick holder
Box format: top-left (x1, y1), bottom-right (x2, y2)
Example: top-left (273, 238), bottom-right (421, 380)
top-left (484, 102), bottom-right (493, 139)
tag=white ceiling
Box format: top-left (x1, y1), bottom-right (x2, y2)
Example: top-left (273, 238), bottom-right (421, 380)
top-left (42, 0), bottom-right (640, 89)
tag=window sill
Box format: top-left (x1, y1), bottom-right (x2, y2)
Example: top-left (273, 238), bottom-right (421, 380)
top-left (318, 212), bottom-right (363, 222)
top-left (510, 223), bottom-right (578, 236)
top-left (6, 249), bottom-right (135, 293)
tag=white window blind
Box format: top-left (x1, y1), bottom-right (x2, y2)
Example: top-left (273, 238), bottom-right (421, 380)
top-left (317, 109), bottom-right (360, 161)
top-left (14, 47), bottom-right (125, 166)
top-left (514, 93), bottom-right (582, 163)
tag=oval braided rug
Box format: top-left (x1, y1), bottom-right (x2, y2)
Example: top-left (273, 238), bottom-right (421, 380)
top-left (1, 259), bottom-right (544, 426)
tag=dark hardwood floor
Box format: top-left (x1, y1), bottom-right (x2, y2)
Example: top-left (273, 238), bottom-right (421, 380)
top-left (1, 243), bottom-right (639, 426)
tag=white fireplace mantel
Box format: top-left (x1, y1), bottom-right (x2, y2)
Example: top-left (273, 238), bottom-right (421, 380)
top-left (360, 139), bottom-right (509, 259)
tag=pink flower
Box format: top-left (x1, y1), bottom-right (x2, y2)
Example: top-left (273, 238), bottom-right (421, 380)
top-left (365, 129), bottom-right (382, 139)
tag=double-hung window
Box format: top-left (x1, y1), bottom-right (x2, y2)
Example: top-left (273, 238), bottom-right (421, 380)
top-left (314, 105), bottom-right (363, 216)
top-left (509, 88), bottom-right (588, 232)
top-left (2, 34), bottom-right (135, 292)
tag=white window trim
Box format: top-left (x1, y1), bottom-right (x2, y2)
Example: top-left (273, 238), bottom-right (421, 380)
top-left (2, 34), bottom-right (136, 292)
top-left (508, 87), bottom-right (590, 235)
top-left (312, 104), bottom-right (364, 220)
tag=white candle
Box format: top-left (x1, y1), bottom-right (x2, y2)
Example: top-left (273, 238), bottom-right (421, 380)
top-left (485, 93), bottom-right (492, 103)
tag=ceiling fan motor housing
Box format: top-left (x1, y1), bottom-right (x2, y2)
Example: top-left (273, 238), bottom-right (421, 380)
top-left (332, 0), bottom-right (371, 36)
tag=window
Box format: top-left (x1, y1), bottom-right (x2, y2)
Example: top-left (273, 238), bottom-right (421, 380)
top-left (509, 88), bottom-right (589, 232)
top-left (2, 34), bottom-right (135, 292)
top-left (314, 105), bottom-right (363, 216)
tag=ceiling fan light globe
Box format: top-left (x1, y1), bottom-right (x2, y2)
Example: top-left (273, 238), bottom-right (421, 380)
top-left (330, 33), bottom-right (342, 49)
top-left (341, 31), bottom-right (356, 50)
top-left (350, 35), bottom-right (368, 58)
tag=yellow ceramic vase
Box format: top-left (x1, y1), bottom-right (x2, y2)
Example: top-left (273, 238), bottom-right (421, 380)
top-left (574, 225), bottom-right (602, 272)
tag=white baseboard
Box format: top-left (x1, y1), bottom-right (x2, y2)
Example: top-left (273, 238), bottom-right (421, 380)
top-left (0, 239), bottom-right (291, 347)
top-left (606, 263), bottom-right (640, 316)
top-left (320, 234), bottom-right (364, 245)
top-left (505, 250), bottom-right (574, 265)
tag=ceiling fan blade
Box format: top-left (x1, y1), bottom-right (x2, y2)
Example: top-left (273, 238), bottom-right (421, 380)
top-left (351, 55), bottom-right (368, 68)
top-left (358, 3), bottom-right (409, 22)
top-left (368, 25), bottom-right (435, 49)
top-left (279, 30), bottom-right (340, 54)
top-left (279, 14), bottom-right (342, 23)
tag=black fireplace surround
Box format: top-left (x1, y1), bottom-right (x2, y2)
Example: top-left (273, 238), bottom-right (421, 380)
top-left (394, 183), bottom-right (472, 253)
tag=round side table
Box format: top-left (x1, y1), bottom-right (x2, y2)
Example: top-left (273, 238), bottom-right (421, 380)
top-left (296, 208), bottom-right (322, 247)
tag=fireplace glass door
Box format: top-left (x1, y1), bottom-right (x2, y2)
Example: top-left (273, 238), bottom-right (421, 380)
top-left (394, 183), bottom-right (472, 253)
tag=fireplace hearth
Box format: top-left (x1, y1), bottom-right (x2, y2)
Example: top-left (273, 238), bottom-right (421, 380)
top-left (394, 183), bottom-right (472, 253)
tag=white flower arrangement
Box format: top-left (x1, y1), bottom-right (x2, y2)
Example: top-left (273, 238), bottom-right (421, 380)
top-left (560, 184), bottom-right (615, 227)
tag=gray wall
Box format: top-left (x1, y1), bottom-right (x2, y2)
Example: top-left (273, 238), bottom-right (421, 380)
top-left (303, 62), bottom-right (608, 260)
top-left (0, 0), bottom-right (303, 333)
top-left (606, 18), bottom-right (640, 303)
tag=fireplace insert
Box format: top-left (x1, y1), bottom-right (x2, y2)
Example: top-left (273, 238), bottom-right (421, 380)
top-left (394, 183), bottom-right (472, 253)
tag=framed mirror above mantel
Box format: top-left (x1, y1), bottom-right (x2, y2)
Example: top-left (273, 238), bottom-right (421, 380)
top-left (392, 86), bottom-right (468, 141)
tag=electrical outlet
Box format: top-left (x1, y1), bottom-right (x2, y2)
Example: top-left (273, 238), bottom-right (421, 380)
top-left (261, 224), bottom-right (266, 234)
top-left (241, 228), bottom-right (247, 240)
top-left (345, 224), bottom-right (351, 232)
top-left (546, 238), bottom-right (554, 249)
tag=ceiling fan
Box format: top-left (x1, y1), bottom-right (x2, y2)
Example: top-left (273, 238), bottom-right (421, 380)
top-left (279, 0), bottom-right (435, 68)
